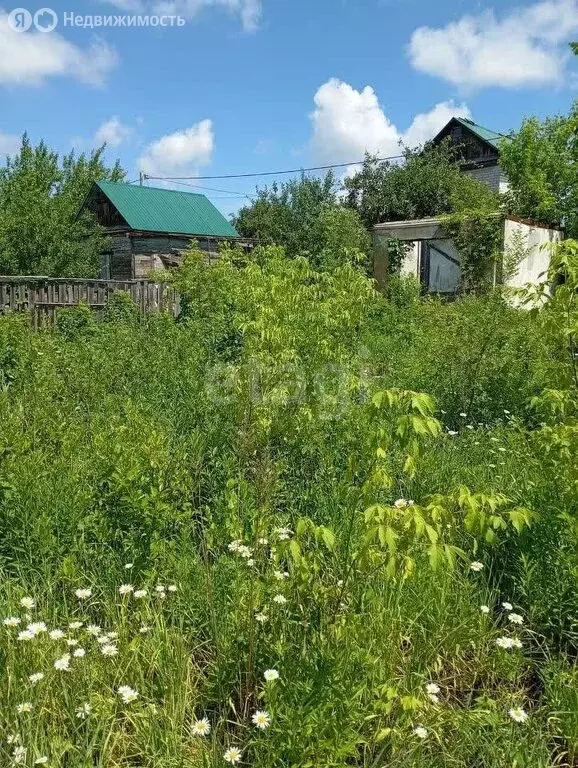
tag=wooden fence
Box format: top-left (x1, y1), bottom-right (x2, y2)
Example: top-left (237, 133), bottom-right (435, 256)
top-left (0, 277), bottom-right (181, 328)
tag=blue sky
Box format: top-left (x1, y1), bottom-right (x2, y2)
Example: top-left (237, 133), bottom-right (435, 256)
top-left (1, 0), bottom-right (577, 215)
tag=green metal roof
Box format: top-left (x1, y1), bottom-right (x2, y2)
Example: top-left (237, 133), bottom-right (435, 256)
top-left (95, 180), bottom-right (239, 238)
top-left (455, 118), bottom-right (506, 151)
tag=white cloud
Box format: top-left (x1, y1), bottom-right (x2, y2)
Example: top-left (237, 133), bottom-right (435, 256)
top-left (94, 117), bottom-right (132, 148)
top-left (0, 130), bottom-right (20, 156)
top-left (408, 0), bottom-right (578, 89)
top-left (103, 0), bottom-right (262, 32)
top-left (0, 10), bottom-right (117, 87)
top-left (137, 119), bottom-right (215, 178)
top-left (402, 101), bottom-right (471, 148)
top-left (310, 78), bottom-right (470, 164)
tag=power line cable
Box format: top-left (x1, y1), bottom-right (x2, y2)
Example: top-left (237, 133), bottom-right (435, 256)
top-left (142, 153), bottom-right (404, 182)
top-left (167, 179), bottom-right (255, 198)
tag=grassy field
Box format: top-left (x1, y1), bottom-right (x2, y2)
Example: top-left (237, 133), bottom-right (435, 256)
top-left (1, 247), bottom-right (577, 767)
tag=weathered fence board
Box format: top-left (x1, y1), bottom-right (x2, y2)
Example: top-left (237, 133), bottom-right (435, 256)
top-left (0, 277), bottom-right (180, 329)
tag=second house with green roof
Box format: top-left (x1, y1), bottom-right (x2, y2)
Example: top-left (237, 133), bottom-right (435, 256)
top-left (432, 116), bottom-right (510, 193)
top-left (80, 181), bottom-right (245, 280)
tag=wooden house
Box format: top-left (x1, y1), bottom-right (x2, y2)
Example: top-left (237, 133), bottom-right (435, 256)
top-left (79, 181), bottom-right (244, 280)
top-left (432, 117), bottom-right (509, 193)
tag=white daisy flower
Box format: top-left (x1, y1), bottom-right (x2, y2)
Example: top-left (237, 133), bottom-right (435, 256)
top-left (168, 584), bottom-right (178, 592)
top-left (28, 672), bottom-right (44, 684)
top-left (502, 602), bottom-right (513, 611)
top-left (34, 757), bottom-right (48, 764)
top-left (119, 584), bottom-right (134, 596)
top-left (511, 638), bottom-right (523, 649)
top-left (75, 588), bottom-right (92, 600)
top-left (224, 747), bottom-right (242, 764)
top-left (134, 589), bottom-right (148, 599)
top-left (67, 639), bottom-right (79, 647)
top-left (191, 718), bottom-right (211, 736)
top-left (237, 545), bottom-right (253, 559)
top-left (73, 647), bottom-right (86, 658)
top-left (54, 654), bottom-right (71, 671)
top-left (394, 499), bottom-right (411, 509)
top-left (470, 561), bottom-right (484, 572)
top-left (447, 430), bottom-right (459, 437)
top-left (139, 625), bottom-right (151, 634)
top-left (258, 538), bottom-right (269, 546)
top-left (86, 625), bottom-right (101, 636)
top-left (273, 571), bottom-right (289, 580)
top-left (480, 605), bottom-right (490, 614)
top-left (3, 616), bottom-right (21, 627)
top-left (425, 683), bottom-right (440, 695)
top-left (428, 693), bottom-right (439, 704)
top-left (496, 637), bottom-right (515, 649)
top-left (264, 668), bottom-right (280, 682)
top-left (125, 563), bottom-right (134, 569)
top-left (252, 710), bottom-right (271, 729)
top-left (100, 644), bottom-right (118, 657)
top-left (16, 702), bottom-right (33, 713)
top-left (255, 612), bottom-right (268, 624)
top-left (459, 412), bottom-right (467, 417)
top-left (413, 726), bottom-right (428, 739)
top-left (276, 527), bottom-right (293, 540)
top-left (155, 585), bottom-right (166, 593)
top-left (106, 631), bottom-right (119, 640)
top-left (17, 630), bottom-right (35, 641)
top-left (76, 703), bottom-right (92, 719)
top-left (19, 597), bottom-right (35, 610)
top-left (12, 746), bottom-right (27, 764)
top-left (117, 685), bottom-right (138, 704)
top-left (69, 621), bottom-right (83, 630)
top-left (273, 594), bottom-right (287, 604)
top-left (508, 613), bottom-right (524, 625)
top-left (27, 622), bottom-right (47, 636)
top-left (49, 629), bottom-right (65, 640)
top-left (509, 707), bottom-right (528, 723)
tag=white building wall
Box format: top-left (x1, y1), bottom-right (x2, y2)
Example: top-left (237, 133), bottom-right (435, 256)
top-left (503, 218), bottom-right (562, 293)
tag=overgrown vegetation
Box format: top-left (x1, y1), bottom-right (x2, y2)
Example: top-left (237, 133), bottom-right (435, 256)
top-left (0, 134), bottom-right (124, 277)
top-left (0, 240), bottom-right (577, 767)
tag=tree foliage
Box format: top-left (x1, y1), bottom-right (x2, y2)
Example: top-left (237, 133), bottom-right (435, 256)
top-left (234, 173), bottom-right (370, 268)
top-left (500, 106), bottom-right (578, 236)
top-left (0, 133), bottom-right (125, 277)
top-left (343, 142), bottom-right (499, 231)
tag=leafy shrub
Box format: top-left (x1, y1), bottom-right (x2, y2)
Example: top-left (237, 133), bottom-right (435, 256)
top-left (104, 289), bottom-right (140, 325)
top-left (55, 301), bottom-right (95, 340)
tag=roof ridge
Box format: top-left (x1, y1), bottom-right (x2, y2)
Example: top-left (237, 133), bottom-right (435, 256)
top-left (97, 180), bottom-right (206, 198)
top-left (455, 116), bottom-right (506, 139)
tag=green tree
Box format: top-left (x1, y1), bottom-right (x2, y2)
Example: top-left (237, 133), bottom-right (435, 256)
top-left (500, 107), bottom-right (578, 236)
top-left (343, 142), bottom-right (499, 230)
top-left (234, 173), bottom-right (370, 268)
top-left (0, 133), bottom-right (125, 277)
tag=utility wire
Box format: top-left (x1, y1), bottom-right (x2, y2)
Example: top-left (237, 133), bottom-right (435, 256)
top-left (167, 179), bottom-right (255, 198)
top-left (143, 153), bottom-right (404, 182)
